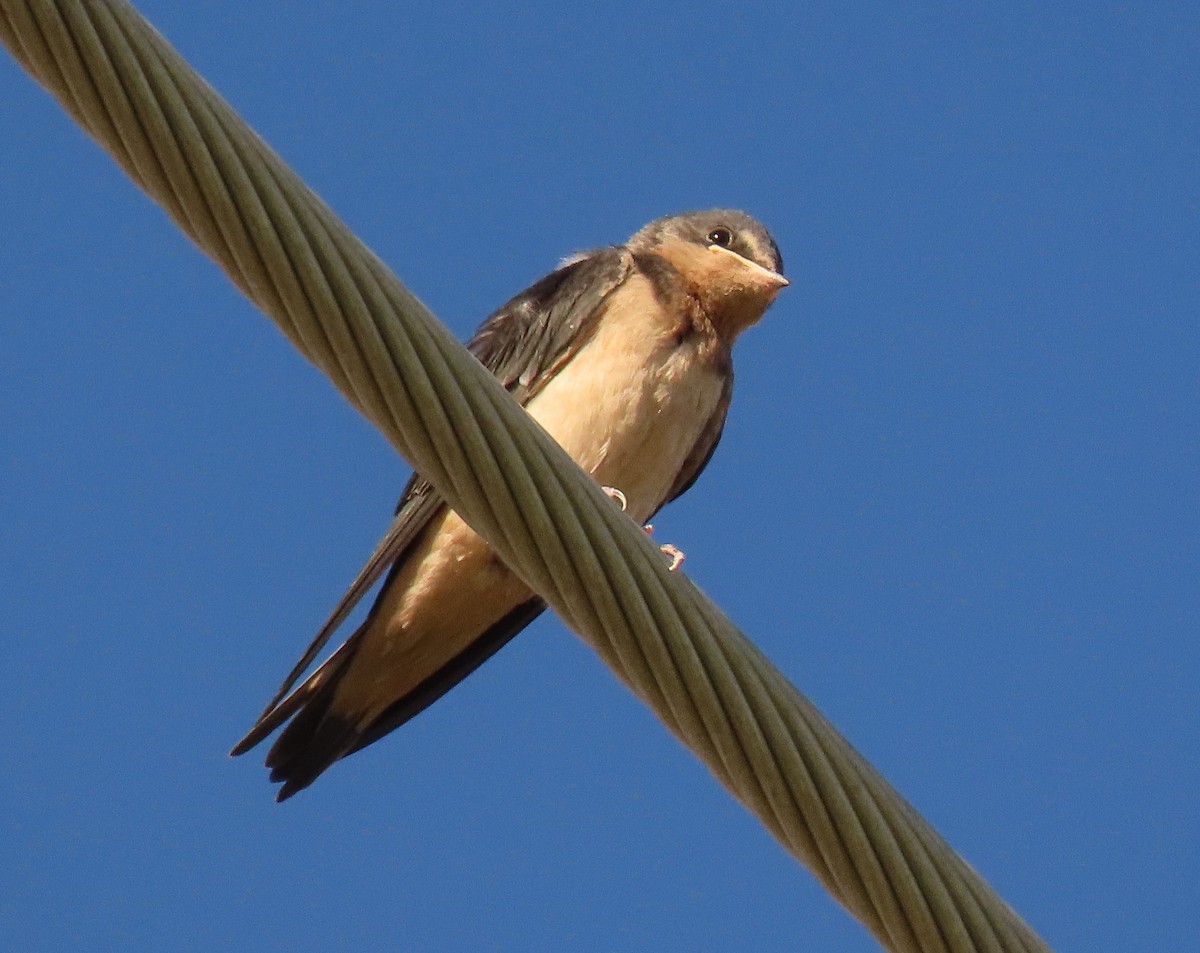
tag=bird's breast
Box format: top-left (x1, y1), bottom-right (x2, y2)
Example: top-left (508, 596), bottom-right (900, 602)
top-left (523, 274), bottom-right (727, 523)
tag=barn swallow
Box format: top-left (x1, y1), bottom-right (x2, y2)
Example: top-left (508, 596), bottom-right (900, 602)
top-left (232, 209), bottom-right (787, 800)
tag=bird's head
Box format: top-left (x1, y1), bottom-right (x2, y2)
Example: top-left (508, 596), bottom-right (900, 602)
top-left (628, 209), bottom-right (787, 338)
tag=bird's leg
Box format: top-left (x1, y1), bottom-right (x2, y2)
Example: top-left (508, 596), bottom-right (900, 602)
top-left (601, 486), bottom-right (685, 572)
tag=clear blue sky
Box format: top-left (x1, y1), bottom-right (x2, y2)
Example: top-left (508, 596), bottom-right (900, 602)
top-left (2, 3), bottom-right (1196, 950)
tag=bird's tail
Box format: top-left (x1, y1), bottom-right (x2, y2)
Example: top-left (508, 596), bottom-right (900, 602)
top-left (232, 598), bottom-right (549, 801)
top-left (230, 638), bottom-right (362, 801)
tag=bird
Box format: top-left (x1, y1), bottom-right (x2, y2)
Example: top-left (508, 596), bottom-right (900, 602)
top-left (231, 209), bottom-right (787, 800)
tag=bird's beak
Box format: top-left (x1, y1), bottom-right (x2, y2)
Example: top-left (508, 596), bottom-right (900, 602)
top-left (708, 243), bottom-right (789, 289)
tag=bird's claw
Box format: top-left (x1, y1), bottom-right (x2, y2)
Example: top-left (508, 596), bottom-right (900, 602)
top-left (658, 543), bottom-right (685, 572)
top-left (602, 486), bottom-right (628, 512)
top-left (642, 523), bottom-right (685, 572)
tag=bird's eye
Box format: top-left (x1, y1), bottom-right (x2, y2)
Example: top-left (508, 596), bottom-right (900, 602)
top-left (707, 227), bottom-right (734, 248)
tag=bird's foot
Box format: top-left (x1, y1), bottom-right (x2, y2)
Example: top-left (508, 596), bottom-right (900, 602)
top-left (642, 523), bottom-right (686, 572)
top-left (601, 486), bottom-right (628, 512)
top-left (603, 488), bottom-right (684, 572)
top-left (659, 543), bottom-right (686, 572)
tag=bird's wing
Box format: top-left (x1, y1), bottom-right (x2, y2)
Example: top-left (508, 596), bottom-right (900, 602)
top-left (247, 476), bottom-right (441, 721)
top-left (658, 372), bottom-right (733, 512)
top-left (236, 247), bottom-right (633, 743)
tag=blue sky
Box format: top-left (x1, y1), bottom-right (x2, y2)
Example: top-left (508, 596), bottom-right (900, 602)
top-left (2, 3), bottom-right (1196, 950)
